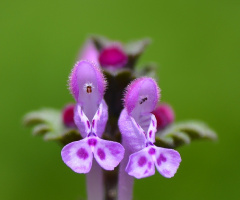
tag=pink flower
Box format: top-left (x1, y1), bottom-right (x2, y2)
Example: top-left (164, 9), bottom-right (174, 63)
top-left (119, 77), bottom-right (181, 179)
top-left (61, 61), bottom-right (125, 173)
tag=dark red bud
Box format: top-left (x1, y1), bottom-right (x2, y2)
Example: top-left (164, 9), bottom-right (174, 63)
top-left (152, 104), bottom-right (175, 130)
top-left (99, 46), bottom-right (128, 69)
top-left (62, 104), bottom-right (76, 128)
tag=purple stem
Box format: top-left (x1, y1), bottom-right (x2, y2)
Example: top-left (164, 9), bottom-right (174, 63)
top-left (86, 160), bottom-right (104, 200)
top-left (117, 145), bottom-right (134, 200)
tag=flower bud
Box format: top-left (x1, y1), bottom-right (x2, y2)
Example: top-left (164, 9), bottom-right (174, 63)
top-left (62, 104), bottom-right (76, 128)
top-left (99, 46), bottom-right (128, 69)
top-left (152, 104), bottom-right (175, 130)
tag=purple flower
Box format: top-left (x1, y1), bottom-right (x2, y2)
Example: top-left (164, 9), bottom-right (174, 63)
top-left (119, 77), bottom-right (181, 179)
top-left (61, 60), bottom-right (125, 173)
top-left (152, 103), bottom-right (175, 130)
top-left (78, 40), bottom-right (100, 66)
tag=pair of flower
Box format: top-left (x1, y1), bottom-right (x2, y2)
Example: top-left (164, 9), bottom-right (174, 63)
top-left (61, 60), bottom-right (181, 179)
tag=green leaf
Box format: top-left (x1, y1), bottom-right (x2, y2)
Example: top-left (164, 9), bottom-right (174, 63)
top-left (32, 124), bottom-right (50, 136)
top-left (155, 121), bottom-right (217, 149)
top-left (135, 62), bottom-right (158, 79)
top-left (124, 38), bottom-right (151, 68)
top-left (91, 35), bottom-right (110, 51)
top-left (23, 108), bottom-right (81, 146)
top-left (124, 38), bottom-right (151, 56)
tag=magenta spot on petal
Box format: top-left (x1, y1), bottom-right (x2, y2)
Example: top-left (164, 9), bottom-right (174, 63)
top-left (149, 130), bottom-right (152, 138)
top-left (88, 138), bottom-right (97, 146)
top-left (148, 162), bottom-right (152, 169)
top-left (92, 120), bottom-right (95, 128)
top-left (99, 46), bottom-right (127, 68)
top-left (97, 148), bottom-right (106, 160)
top-left (160, 154), bottom-right (167, 162)
top-left (152, 119), bottom-right (155, 127)
top-left (97, 109), bottom-right (100, 116)
top-left (157, 154), bottom-right (167, 166)
top-left (138, 156), bottom-right (147, 167)
top-left (148, 148), bottom-right (156, 155)
top-left (144, 170), bottom-right (148, 174)
top-left (87, 121), bottom-right (90, 129)
top-left (80, 109), bottom-right (83, 116)
top-left (77, 148), bottom-right (89, 160)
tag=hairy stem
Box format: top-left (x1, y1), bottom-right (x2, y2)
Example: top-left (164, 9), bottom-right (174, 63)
top-left (117, 147), bottom-right (134, 200)
top-left (87, 160), bottom-right (104, 200)
top-left (103, 168), bottom-right (118, 200)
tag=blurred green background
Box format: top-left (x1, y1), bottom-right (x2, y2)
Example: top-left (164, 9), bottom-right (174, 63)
top-left (1, 0), bottom-right (240, 199)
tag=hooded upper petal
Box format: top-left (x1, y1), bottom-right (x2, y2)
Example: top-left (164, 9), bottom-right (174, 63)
top-left (69, 60), bottom-right (106, 121)
top-left (124, 77), bottom-right (160, 118)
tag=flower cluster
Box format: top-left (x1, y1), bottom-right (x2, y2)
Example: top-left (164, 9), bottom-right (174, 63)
top-left (24, 35), bottom-right (217, 200)
top-left (61, 37), bottom-right (181, 180)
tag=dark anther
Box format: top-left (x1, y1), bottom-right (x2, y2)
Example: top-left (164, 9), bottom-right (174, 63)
top-left (139, 97), bottom-right (148, 104)
top-left (87, 86), bottom-right (92, 93)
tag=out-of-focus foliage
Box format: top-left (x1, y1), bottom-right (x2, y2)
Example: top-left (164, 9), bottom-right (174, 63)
top-left (155, 121), bottom-right (217, 148)
top-left (23, 109), bottom-right (81, 146)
